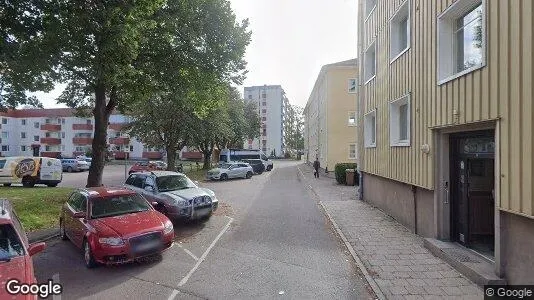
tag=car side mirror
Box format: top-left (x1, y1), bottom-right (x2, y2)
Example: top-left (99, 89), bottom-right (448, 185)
top-left (73, 211), bottom-right (85, 218)
top-left (144, 185), bottom-right (154, 192)
top-left (28, 242), bottom-right (46, 256)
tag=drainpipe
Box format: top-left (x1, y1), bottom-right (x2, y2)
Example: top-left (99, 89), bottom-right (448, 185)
top-left (412, 185), bottom-right (418, 234)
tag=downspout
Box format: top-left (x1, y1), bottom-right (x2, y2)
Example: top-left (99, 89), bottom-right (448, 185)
top-left (357, 0), bottom-right (364, 200)
top-left (412, 185), bottom-right (418, 234)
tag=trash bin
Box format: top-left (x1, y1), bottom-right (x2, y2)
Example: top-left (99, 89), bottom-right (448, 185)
top-left (345, 169), bottom-right (355, 186)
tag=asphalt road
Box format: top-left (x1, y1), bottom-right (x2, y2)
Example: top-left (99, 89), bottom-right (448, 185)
top-left (33, 161), bottom-right (373, 299)
top-left (59, 164), bottom-right (132, 188)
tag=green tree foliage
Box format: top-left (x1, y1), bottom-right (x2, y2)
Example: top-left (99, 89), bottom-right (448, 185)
top-left (283, 104), bottom-right (304, 155)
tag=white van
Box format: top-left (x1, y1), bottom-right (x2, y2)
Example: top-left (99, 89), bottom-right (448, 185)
top-left (0, 157), bottom-right (63, 187)
top-left (219, 149), bottom-right (273, 171)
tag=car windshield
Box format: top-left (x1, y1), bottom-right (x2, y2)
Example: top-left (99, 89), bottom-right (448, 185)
top-left (0, 224), bottom-right (25, 261)
top-left (219, 163), bottom-right (233, 169)
top-left (156, 175), bottom-right (196, 192)
top-left (90, 194), bottom-right (151, 219)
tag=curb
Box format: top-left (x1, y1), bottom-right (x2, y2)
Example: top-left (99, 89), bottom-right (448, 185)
top-left (296, 165), bottom-right (386, 300)
top-left (28, 227), bottom-right (60, 244)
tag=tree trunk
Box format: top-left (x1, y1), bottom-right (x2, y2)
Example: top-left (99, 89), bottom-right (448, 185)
top-left (202, 150), bottom-right (212, 169)
top-left (166, 146), bottom-right (177, 171)
top-left (87, 84), bottom-right (110, 187)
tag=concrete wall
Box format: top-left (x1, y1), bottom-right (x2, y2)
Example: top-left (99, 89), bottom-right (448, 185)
top-left (500, 211), bottom-right (534, 284)
top-left (363, 172), bottom-right (434, 238)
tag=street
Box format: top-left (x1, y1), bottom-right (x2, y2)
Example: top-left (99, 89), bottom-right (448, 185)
top-left (34, 161), bottom-right (373, 299)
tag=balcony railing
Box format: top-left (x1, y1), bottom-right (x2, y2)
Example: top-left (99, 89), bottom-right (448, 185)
top-left (41, 151), bottom-right (61, 158)
top-left (72, 137), bottom-right (93, 145)
top-left (40, 137), bottom-right (61, 145)
top-left (109, 137), bottom-right (130, 145)
top-left (108, 123), bottom-right (126, 131)
top-left (142, 152), bottom-right (163, 159)
top-left (72, 124), bottom-right (93, 130)
top-left (40, 124), bottom-right (61, 131)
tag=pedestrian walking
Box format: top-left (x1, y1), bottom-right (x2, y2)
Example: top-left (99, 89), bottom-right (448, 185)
top-left (313, 158), bottom-right (320, 178)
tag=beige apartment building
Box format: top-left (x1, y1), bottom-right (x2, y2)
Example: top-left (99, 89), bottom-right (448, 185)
top-left (357, 0), bottom-right (533, 285)
top-left (304, 59), bottom-right (358, 171)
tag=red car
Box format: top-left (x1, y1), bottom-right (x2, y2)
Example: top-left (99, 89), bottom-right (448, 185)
top-left (128, 161), bottom-right (159, 174)
top-left (59, 187), bottom-right (174, 268)
top-left (0, 199), bottom-right (46, 300)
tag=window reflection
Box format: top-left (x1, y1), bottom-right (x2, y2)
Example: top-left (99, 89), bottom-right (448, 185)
top-left (454, 5), bottom-right (483, 72)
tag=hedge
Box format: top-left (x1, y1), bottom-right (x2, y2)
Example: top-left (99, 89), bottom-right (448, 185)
top-left (334, 163), bottom-right (359, 185)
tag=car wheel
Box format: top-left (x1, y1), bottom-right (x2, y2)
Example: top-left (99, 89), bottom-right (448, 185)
top-left (246, 171), bottom-right (253, 179)
top-left (220, 174), bottom-right (228, 181)
top-left (47, 183), bottom-right (58, 187)
top-left (3, 183), bottom-right (11, 187)
top-left (67, 166), bottom-right (73, 173)
top-left (60, 220), bottom-right (68, 241)
top-left (266, 165), bottom-right (273, 171)
top-left (84, 239), bottom-right (98, 269)
top-left (22, 177), bottom-right (35, 188)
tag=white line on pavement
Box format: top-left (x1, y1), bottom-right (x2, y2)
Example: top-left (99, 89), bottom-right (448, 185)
top-left (176, 217), bottom-right (234, 288)
top-left (177, 243), bottom-right (199, 261)
top-left (52, 273), bottom-right (61, 300)
top-left (167, 289), bottom-right (180, 300)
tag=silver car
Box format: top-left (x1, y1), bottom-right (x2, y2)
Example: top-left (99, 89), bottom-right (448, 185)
top-left (207, 162), bottom-right (254, 181)
top-left (124, 171), bottom-right (218, 220)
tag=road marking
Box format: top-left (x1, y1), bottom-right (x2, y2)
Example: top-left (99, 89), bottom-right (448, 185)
top-left (177, 243), bottom-right (199, 261)
top-left (52, 273), bottom-right (61, 300)
top-left (177, 217), bottom-right (234, 288)
top-left (167, 289), bottom-right (180, 300)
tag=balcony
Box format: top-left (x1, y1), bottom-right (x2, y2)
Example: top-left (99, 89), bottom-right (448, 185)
top-left (40, 138), bottom-right (61, 145)
top-left (73, 137), bottom-right (93, 145)
top-left (41, 124), bottom-right (61, 131)
top-left (73, 124), bottom-right (93, 130)
top-left (108, 123), bottom-right (126, 131)
top-left (109, 137), bottom-right (130, 145)
top-left (142, 152), bottom-right (163, 159)
top-left (112, 151), bottom-right (127, 160)
top-left (41, 152), bottom-right (61, 158)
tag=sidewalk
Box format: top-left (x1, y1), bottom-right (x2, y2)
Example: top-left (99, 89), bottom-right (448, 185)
top-left (297, 164), bottom-right (483, 300)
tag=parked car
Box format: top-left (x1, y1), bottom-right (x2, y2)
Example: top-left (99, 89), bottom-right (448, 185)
top-left (207, 162), bottom-right (254, 181)
top-left (241, 159), bottom-right (265, 174)
top-left (124, 171), bottom-right (218, 221)
top-left (0, 157), bottom-right (62, 187)
top-left (0, 199), bottom-right (46, 300)
top-left (128, 161), bottom-right (158, 174)
top-left (76, 156), bottom-right (92, 167)
top-left (150, 161), bottom-right (167, 170)
top-left (61, 158), bottom-right (90, 172)
top-left (59, 187), bottom-right (174, 268)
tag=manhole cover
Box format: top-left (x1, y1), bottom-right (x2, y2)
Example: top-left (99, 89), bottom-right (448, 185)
top-left (443, 248), bottom-right (481, 263)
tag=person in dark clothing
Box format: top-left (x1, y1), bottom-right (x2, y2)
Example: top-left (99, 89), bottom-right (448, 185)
top-left (313, 158), bottom-right (320, 178)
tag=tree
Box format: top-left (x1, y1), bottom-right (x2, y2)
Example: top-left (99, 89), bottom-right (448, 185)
top-left (283, 104), bottom-right (304, 154)
top-left (243, 100), bottom-right (261, 141)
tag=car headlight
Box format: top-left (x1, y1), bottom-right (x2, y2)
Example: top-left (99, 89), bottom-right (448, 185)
top-left (98, 237), bottom-right (124, 246)
top-left (163, 221), bottom-right (174, 235)
top-left (174, 198), bottom-right (188, 207)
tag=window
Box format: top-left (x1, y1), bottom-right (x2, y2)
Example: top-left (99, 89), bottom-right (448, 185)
top-left (248, 95), bottom-right (252, 100)
top-left (390, 0), bottom-right (410, 62)
top-left (34, 135), bottom-right (39, 142)
top-left (61, 132), bottom-right (65, 138)
top-left (20, 132), bottom-right (26, 139)
top-left (438, 0), bottom-right (484, 84)
top-left (348, 112), bottom-right (356, 126)
top-left (21, 119), bottom-right (26, 125)
top-left (34, 122), bottom-right (39, 128)
top-left (262, 117), bottom-right (266, 121)
top-left (86, 119), bottom-right (92, 125)
top-left (75, 146), bottom-right (85, 152)
top-left (364, 110), bottom-right (377, 148)
top-left (261, 93), bottom-right (266, 99)
top-left (45, 132), bottom-right (51, 138)
top-left (1, 132), bottom-right (8, 139)
top-left (45, 119), bottom-right (51, 124)
top-left (1, 145), bottom-right (9, 152)
top-left (365, 0), bottom-right (377, 19)
top-left (61, 145), bottom-right (65, 151)
top-left (262, 109), bottom-right (266, 113)
top-left (21, 146), bottom-right (26, 152)
top-left (61, 118), bottom-right (65, 124)
top-left (45, 146), bottom-right (51, 151)
top-left (262, 129), bottom-right (267, 136)
top-left (348, 79), bottom-right (357, 93)
top-left (389, 94), bottom-right (411, 146)
top-left (349, 144), bottom-right (357, 159)
top-left (262, 101), bottom-right (266, 106)
top-left (364, 42), bottom-right (376, 83)
top-left (1, 118), bottom-right (7, 125)
top-left (129, 145), bottom-right (134, 152)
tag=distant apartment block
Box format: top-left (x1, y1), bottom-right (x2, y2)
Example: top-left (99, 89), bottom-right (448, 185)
top-left (243, 85), bottom-right (288, 157)
top-left (303, 59), bottom-right (358, 171)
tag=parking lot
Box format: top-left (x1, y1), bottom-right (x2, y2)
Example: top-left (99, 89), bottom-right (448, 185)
top-left (59, 164), bottom-right (133, 188)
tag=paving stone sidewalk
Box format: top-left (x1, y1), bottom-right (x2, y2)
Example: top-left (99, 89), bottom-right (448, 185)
top-left (298, 164), bottom-right (483, 300)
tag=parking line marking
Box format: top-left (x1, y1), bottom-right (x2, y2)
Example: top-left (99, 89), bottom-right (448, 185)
top-left (52, 273), bottom-right (61, 300)
top-left (177, 243), bottom-right (199, 261)
top-left (167, 289), bottom-right (180, 300)
top-left (177, 217), bottom-right (234, 287)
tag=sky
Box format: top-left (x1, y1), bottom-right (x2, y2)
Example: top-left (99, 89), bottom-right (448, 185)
top-left (33, 0), bottom-right (358, 109)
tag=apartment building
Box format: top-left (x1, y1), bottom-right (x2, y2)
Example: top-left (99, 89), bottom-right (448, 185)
top-left (0, 108), bottom-right (163, 159)
top-left (243, 85), bottom-right (288, 157)
top-left (303, 59), bottom-right (358, 170)
top-left (358, 0), bottom-right (533, 284)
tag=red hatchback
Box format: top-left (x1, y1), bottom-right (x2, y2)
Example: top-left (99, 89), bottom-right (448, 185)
top-left (0, 199), bottom-right (46, 300)
top-left (59, 187), bottom-right (174, 268)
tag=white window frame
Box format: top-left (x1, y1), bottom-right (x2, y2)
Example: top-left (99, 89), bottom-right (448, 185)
top-left (364, 41), bottom-right (377, 84)
top-left (34, 135), bottom-right (39, 142)
top-left (437, 0), bottom-right (486, 85)
top-left (364, 110), bottom-right (377, 148)
top-left (34, 122), bottom-right (39, 129)
top-left (348, 78), bottom-right (358, 93)
top-left (1, 145), bottom-right (9, 152)
top-left (389, 94), bottom-right (411, 147)
top-left (20, 132), bottom-right (26, 139)
top-left (21, 119), bottom-right (26, 125)
top-left (348, 111), bottom-right (357, 126)
top-left (365, 0), bottom-right (377, 21)
top-left (348, 143), bottom-right (357, 160)
top-left (390, 0), bottom-right (411, 63)
top-left (21, 145), bottom-right (26, 152)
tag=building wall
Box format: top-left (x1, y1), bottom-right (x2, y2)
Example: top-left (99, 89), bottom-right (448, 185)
top-left (500, 211), bottom-right (534, 284)
top-left (303, 72), bottom-right (327, 166)
top-left (359, 0), bottom-right (534, 217)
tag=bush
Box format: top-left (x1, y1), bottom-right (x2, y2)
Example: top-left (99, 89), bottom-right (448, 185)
top-left (334, 163), bottom-right (358, 185)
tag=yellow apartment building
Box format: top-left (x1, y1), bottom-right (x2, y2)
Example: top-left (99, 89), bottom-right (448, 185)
top-left (304, 59), bottom-right (358, 171)
top-left (358, 0), bottom-right (533, 285)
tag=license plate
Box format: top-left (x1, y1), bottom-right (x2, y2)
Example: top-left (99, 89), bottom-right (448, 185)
top-left (133, 241), bottom-right (161, 253)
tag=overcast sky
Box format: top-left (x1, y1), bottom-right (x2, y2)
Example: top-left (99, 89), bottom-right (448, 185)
top-left (33, 0), bottom-right (358, 109)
